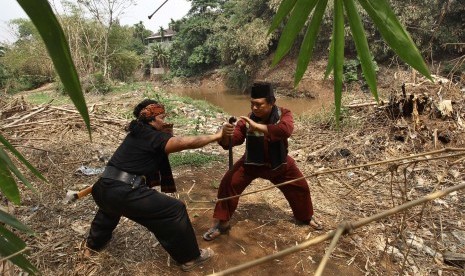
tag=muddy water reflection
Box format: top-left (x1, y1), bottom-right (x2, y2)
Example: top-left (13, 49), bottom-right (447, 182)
top-left (170, 87), bottom-right (332, 117)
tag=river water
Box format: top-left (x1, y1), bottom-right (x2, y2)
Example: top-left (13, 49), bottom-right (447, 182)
top-left (169, 87), bottom-right (332, 117)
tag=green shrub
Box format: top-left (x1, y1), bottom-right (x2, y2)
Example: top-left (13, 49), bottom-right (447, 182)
top-left (109, 50), bottom-right (141, 82)
top-left (343, 59), bottom-right (360, 83)
top-left (224, 66), bottom-right (250, 91)
top-left (0, 63), bottom-right (11, 89)
top-left (92, 72), bottom-right (112, 94)
top-left (169, 152), bottom-right (223, 168)
top-left (1, 74), bottom-right (51, 93)
top-left (343, 57), bottom-right (379, 85)
top-left (80, 72), bottom-right (112, 94)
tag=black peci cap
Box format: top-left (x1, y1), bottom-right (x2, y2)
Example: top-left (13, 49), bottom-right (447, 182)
top-left (250, 82), bottom-right (274, 99)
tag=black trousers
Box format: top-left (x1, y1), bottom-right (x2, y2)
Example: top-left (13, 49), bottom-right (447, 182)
top-left (86, 178), bottom-right (200, 264)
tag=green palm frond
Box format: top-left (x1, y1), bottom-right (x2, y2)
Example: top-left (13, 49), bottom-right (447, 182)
top-left (0, 1), bottom-right (92, 274)
top-left (271, 0), bottom-right (432, 127)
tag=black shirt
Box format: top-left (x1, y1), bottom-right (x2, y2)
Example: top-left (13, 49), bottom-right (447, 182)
top-left (108, 123), bottom-right (172, 176)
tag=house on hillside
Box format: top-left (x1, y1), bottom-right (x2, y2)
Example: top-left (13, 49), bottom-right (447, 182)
top-left (145, 28), bottom-right (176, 45)
top-left (146, 28), bottom-right (176, 75)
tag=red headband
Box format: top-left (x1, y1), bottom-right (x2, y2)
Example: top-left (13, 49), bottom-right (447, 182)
top-left (139, 103), bottom-right (165, 121)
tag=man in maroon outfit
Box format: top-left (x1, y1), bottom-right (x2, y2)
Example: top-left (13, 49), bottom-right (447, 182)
top-left (203, 82), bottom-right (322, 241)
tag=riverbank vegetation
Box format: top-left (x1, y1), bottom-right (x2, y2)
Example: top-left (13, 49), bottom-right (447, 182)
top-left (1, 0), bottom-right (464, 95)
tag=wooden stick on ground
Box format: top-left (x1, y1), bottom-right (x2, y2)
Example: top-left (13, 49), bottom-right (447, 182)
top-left (314, 225), bottom-right (346, 276)
top-left (1, 106), bottom-right (48, 129)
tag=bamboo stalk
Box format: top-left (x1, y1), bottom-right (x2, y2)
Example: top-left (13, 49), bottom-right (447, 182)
top-left (1, 106), bottom-right (47, 129)
top-left (49, 105), bottom-right (80, 114)
top-left (208, 182), bottom-right (465, 276)
top-left (1, 116), bottom-right (80, 129)
top-left (345, 102), bottom-right (378, 108)
top-left (314, 225), bottom-right (345, 276)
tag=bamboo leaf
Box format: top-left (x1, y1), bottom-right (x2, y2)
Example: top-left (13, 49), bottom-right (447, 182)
top-left (272, 0), bottom-right (319, 66)
top-left (324, 38), bottom-right (335, 79)
top-left (16, 0), bottom-right (91, 137)
top-left (268, 0), bottom-right (298, 34)
top-left (0, 224), bottom-right (26, 250)
top-left (0, 158), bottom-right (20, 205)
top-left (0, 225), bottom-right (38, 275)
top-left (333, 0), bottom-right (345, 129)
top-left (0, 134), bottom-right (46, 182)
top-left (0, 149), bottom-right (36, 192)
top-left (344, 0), bottom-right (378, 102)
top-left (0, 209), bottom-right (32, 234)
top-left (295, 0), bottom-right (329, 86)
top-left (357, 0), bottom-right (432, 81)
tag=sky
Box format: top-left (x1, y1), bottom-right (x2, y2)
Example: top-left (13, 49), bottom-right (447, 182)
top-left (0, 0), bottom-right (191, 43)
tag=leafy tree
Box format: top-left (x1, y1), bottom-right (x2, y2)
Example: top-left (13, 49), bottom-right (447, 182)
top-left (106, 24), bottom-right (141, 81)
top-left (131, 21), bottom-right (151, 55)
top-left (149, 43), bottom-right (170, 69)
top-left (390, 0), bottom-right (465, 56)
top-left (188, 0), bottom-right (226, 15)
top-left (0, 46), bottom-right (11, 89)
top-left (10, 18), bottom-right (40, 42)
top-left (2, 19), bottom-right (54, 92)
top-left (213, 0), bottom-right (275, 89)
top-left (168, 18), bottom-right (181, 32)
top-left (169, 8), bottom-right (221, 76)
top-left (76, 0), bottom-right (136, 77)
top-left (133, 21), bottom-right (151, 44)
top-left (109, 50), bottom-right (140, 82)
top-left (158, 26), bottom-right (165, 40)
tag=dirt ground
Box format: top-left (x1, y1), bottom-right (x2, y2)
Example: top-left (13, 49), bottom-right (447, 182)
top-left (1, 58), bottom-right (465, 276)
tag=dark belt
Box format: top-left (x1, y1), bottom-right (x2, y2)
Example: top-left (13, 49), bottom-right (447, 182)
top-left (101, 166), bottom-right (146, 189)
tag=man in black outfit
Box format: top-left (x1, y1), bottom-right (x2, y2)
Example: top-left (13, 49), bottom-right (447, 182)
top-left (85, 99), bottom-right (232, 271)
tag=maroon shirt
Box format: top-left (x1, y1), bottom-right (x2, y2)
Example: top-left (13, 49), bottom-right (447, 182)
top-left (220, 106), bottom-right (294, 164)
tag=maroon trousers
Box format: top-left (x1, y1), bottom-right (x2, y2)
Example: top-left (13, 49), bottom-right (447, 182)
top-left (213, 156), bottom-right (313, 222)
